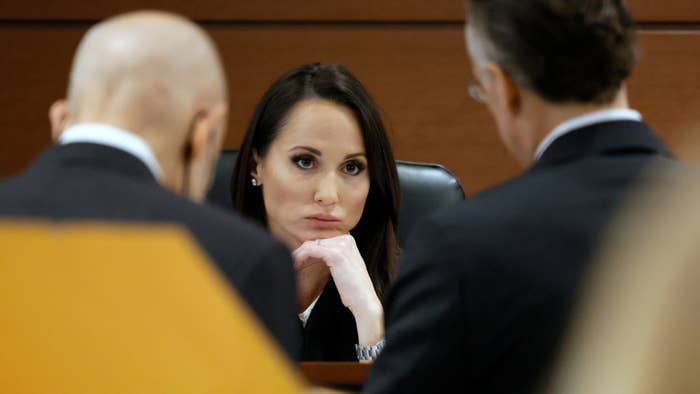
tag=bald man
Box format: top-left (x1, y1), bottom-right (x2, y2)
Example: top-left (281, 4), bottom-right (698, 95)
top-left (0, 11), bottom-right (300, 359)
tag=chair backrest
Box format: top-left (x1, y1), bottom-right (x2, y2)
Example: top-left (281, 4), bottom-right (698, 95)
top-left (207, 150), bottom-right (466, 246)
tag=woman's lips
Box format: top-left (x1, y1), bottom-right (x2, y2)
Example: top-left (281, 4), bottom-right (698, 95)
top-left (305, 214), bottom-right (341, 229)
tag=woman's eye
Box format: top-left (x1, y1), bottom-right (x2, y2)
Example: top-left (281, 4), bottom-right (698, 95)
top-left (293, 156), bottom-right (315, 170)
top-left (343, 161), bottom-right (365, 176)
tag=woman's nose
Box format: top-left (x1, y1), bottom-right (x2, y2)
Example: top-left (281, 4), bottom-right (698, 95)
top-left (314, 172), bottom-right (340, 206)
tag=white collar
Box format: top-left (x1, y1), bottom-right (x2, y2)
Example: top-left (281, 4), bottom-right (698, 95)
top-left (58, 123), bottom-right (163, 181)
top-left (534, 109), bottom-right (643, 161)
top-left (298, 294), bottom-right (321, 328)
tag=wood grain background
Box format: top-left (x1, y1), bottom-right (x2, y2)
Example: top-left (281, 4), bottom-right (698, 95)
top-left (1, 1), bottom-right (699, 194)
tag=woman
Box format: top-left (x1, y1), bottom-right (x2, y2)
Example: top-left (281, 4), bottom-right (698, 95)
top-left (231, 63), bottom-right (400, 361)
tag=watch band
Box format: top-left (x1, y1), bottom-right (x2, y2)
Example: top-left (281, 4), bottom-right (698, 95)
top-left (355, 339), bottom-right (386, 361)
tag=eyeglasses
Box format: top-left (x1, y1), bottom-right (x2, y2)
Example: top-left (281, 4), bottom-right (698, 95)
top-left (467, 81), bottom-right (486, 103)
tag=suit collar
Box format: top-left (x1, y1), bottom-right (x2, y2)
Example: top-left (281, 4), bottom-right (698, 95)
top-left (532, 120), bottom-right (672, 169)
top-left (33, 142), bottom-right (160, 184)
top-left (58, 123), bottom-right (163, 180)
top-left (534, 109), bottom-right (643, 160)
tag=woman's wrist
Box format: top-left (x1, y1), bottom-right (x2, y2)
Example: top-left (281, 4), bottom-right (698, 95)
top-left (352, 297), bottom-right (384, 346)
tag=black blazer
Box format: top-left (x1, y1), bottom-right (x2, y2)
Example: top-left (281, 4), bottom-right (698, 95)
top-left (365, 121), bottom-right (680, 393)
top-left (0, 143), bottom-right (300, 359)
top-left (300, 280), bottom-right (358, 361)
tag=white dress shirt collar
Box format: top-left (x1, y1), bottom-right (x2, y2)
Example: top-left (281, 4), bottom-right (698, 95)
top-left (298, 294), bottom-right (321, 328)
top-left (534, 108), bottom-right (643, 161)
top-left (58, 123), bottom-right (163, 180)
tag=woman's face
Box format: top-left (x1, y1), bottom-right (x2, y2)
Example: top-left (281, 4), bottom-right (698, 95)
top-left (253, 99), bottom-right (370, 249)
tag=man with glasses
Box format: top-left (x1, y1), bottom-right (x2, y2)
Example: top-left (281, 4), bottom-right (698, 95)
top-left (365, 1), bottom-right (680, 393)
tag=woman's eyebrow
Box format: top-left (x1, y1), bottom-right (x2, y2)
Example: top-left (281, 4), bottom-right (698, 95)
top-left (288, 146), bottom-right (321, 155)
top-left (344, 152), bottom-right (367, 160)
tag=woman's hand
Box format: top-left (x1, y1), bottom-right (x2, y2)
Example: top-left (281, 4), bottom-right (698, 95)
top-left (293, 234), bottom-right (384, 346)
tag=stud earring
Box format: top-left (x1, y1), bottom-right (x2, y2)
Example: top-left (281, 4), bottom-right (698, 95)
top-left (251, 178), bottom-right (258, 186)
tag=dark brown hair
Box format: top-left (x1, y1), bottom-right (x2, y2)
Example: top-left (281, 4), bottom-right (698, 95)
top-left (231, 63), bottom-right (400, 301)
top-left (469, 0), bottom-right (637, 103)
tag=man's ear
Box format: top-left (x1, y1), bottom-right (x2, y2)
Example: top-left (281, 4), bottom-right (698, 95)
top-left (485, 63), bottom-right (522, 115)
top-left (189, 102), bottom-right (227, 161)
top-left (49, 100), bottom-right (69, 142)
top-left (182, 102), bottom-right (227, 201)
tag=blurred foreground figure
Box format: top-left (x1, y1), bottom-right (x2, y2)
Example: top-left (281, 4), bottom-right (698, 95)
top-left (0, 11), bottom-right (299, 358)
top-left (365, 1), bottom-right (688, 393)
top-left (0, 222), bottom-right (304, 393)
top-left (549, 171), bottom-right (700, 394)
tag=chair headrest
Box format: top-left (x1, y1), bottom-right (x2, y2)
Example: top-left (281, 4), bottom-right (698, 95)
top-left (207, 150), bottom-right (466, 246)
top-left (395, 160), bottom-right (465, 243)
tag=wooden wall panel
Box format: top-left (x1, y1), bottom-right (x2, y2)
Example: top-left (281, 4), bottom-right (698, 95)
top-left (0, 26), bottom-right (83, 178)
top-left (0, 0), bottom-right (466, 22)
top-left (629, 0), bottom-right (700, 23)
top-left (2, 23), bottom-right (700, 194)
top-left (1, 1), bottom-right (699, 23)
top-left (628, 31), bottom-right (700, 157)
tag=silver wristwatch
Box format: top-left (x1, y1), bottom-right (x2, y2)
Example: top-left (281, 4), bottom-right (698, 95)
top-left (355, 339), bottom-right (385, 361)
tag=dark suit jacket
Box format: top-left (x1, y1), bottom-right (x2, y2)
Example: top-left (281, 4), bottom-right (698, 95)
top-left (365, 121), bottom-right (680, 393)
top-left (300, 280), bottom-right (358, 361)
top-left (0, 142), bottom-right (300, 359)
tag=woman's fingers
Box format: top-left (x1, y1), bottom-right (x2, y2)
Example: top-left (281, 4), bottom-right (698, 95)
top-left (292, 240), bottom-right (333, 270)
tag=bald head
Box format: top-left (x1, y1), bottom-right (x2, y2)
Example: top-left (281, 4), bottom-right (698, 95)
top-left (66, 11), bottom-right (227, 141)
top-left (54, 11), bottom-right (229, 200)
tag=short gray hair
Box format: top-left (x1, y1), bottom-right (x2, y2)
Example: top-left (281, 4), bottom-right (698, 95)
top-left (468, 0), bottom-right (637, 103)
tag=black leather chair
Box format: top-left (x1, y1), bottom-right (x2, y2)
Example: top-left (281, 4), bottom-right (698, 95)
top-left (207, 150), bottom-right (466, 246)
